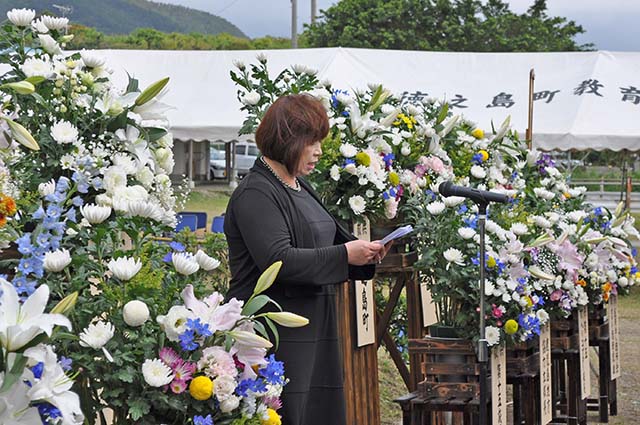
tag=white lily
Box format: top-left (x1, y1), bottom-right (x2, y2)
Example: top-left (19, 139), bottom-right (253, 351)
top-left (0, 280), bottom-right (71, 352)
top-left (0, 379), bottom-right (41, 423)
top-left (24, 344), bottom-right (84, 424)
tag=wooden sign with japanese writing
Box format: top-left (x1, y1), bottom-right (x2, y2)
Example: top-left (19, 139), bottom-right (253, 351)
top-left (609, 295), bottom-right (621, 379)
top-left (539, 324), bottom-right (552, 424)
top-left (420, 280), bottom-right (438, 327)
top-left (578, 307), bottom-right (591, 399)
top-left (353, 219), bottom-right (375, 347)
top-left (491, 344), bottom-right (507, 425)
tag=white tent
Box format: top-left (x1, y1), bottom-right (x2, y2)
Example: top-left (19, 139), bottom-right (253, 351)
top-left (98, 48), bottom-right (640, 152)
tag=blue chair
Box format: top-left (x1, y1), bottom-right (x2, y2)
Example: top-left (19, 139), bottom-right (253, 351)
top-left (211, 215), bottom-right (225, 233)
top-left (175, 213), bottom-right (197, 232)
top-left (192, 212), bottom-right (207, 230)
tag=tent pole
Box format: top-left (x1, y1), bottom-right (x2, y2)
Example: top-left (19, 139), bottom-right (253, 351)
top-left (526, 69), bottom-right (535, 150)
top-left (188, 140), bottom-right (194, 186)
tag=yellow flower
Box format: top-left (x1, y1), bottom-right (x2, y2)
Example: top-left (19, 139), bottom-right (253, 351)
top-left (355, 152), bottom-right (370, 167)
top-left (525, 297), bottom-right (533, 308)
top-left (261, 408), bottom-right (282, 425)
top-left (504, 319), bottom-right (519, 335)
top-left (471, 128), bottom-right (484, 139)
top-left (0, 195), bottom-right (17, 216)
top-left (486, 256), bottom-right (496, 268)
top-left (389, 172), bottom-right (400, 186)
top-left (189, 376), bottom-right (214, 400)
top-left (576, 279), bottom-right (587, 287)
top-left (478, 150), bottom-right (489, 161)
top-left (563, 192), bottom-right (572, 199)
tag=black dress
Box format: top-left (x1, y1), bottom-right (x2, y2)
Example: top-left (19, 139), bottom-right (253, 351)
top-left (224, 159), bottom-right (374, 425)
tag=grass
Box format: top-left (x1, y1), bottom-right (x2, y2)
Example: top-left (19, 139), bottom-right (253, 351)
top-left (378, 348), bottom-right (406, 425)
top-left (182, 188), bottom-right (230, 230)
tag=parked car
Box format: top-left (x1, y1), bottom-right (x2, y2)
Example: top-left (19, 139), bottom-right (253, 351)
top-left (235, 142), bottom-right (259, 177)
top-left (209, 148), bottom-right (226, 179)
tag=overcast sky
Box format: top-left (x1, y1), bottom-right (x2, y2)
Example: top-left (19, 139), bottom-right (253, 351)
top-left (156, 0), bottom-right (640, 51)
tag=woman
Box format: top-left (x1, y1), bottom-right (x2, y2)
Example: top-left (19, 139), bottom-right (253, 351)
top-left (224, 94), bottom-right (390, 425)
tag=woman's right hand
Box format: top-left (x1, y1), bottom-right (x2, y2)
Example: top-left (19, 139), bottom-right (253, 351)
top-left (345, 240), bottom-right (385, 266)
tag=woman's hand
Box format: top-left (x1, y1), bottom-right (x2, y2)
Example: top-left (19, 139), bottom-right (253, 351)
top-left (372, 240), bottom-right (394, 264)
top-left (345, 240), bottom-right (386, 266)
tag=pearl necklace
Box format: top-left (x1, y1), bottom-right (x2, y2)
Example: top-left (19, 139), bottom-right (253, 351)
top-left (261, 156), bottom-right (301, 192)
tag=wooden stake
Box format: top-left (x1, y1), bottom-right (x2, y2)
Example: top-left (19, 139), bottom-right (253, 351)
top-left (526, 69), bottom-right (535, 150)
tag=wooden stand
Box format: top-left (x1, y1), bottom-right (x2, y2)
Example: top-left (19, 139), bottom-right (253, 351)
top-left (586, 305), bottom-right (617, 422)
top-left (507, 340), bottom-right (540, 425)
top-left (397, 336), bottom-right (491, 425)
top-left (550, 316), bottom-right (587, 425)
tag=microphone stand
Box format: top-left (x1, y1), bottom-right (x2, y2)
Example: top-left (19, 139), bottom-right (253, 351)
top-left (477, 201), bottom-right (489, 425)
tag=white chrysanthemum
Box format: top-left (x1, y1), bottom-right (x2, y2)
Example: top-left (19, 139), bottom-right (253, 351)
top-left (533, 188), bottom-right (555, 201)
top-left (38, 179), bottom-right (56, 197)
top-left (41, 15), bottom-right (69, 30)
top-left (125, 200), bottom-right (163, 221)
top-left (533, 216), bottom-right (552, 229)
top-left (443, 248), bottom-right (465, 268)
top-left (123, 300), bottom-right (150, 327)
top-left (43, 249), bottom-right (72, 272)
top-left (79, 321), bottom-right (114, 350)
top-left (31, 17), bottom-right (48, 33)
top-left (50, 120), bottom-right (78, 144)
top-left (214, 375), bottom-right (238, 400)
top-left (443, 196), bottom-right (465, 207)
top-left (220, 395), bottom-right (241, 413)
top-left (135, 166), bottom-right (155, 188)
top-left (330, 165), bottom-right (340, 181)
top-left (348, 195), bottom-right (366, 215)
top-left (470, 165), bottom-right (487, 179)
top-left (20, 57), bottom-right (53, 78)
top-left (172, 252), bottom-right (200, 276)
top-left (567, 210), bottom-right (586, 223)
top-left (80, 204), bottom-right (112, 224)
top-left (241, 92), bottom-right (261, 106)
top-left (458, 227), bottom-right (476, 240)
top-left (510, 223), bottom-right (528, 236)
top-left (38, 34), bottom-right (61, 55)
top-left (195, 250), bottom-right (221, 271)
top-left (426, 201), bottom-right (445, 215)
top-left (232, 58), bottom-right (245, 70)
top-left (142, 358), bottom-right (174, 387)
top-left (7, 8), bottom-right (35, 26)
top-left (157, 305), bottom-right (191, 341)
top-left (485, 326), bottom-right (500, 346)
top-left (108, 256), bottom-right (142, 281)
top-left (339, 143), bottom-right (358, 158)
top-left (80, 49), bottom-right (105, 68)
top-left (536, 309), bottom-right (550, 324)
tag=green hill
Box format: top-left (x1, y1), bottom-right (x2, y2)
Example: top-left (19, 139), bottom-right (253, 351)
top-left (0, 0), bottom-right (246, 37)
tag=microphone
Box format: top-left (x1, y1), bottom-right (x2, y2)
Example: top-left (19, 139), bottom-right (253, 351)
top-left (438, 181), bottom-right (510, 204)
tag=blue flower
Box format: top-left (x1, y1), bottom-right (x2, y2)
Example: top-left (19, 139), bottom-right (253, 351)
top-left (17, 233), bottom-right (34, 255)
top-left (463, 215), bottom-right (478, 229)
top-left (457, 204), bottom-right (468, 214)
top-left (424, 190), bottom-right (437, 201)
top-left (472, 153), bottom-right (483, 165)
top-left (179, 330), bottom-right (199, 351)
top-left (186, 318), bottom-right (213, 338)
top-left (56, 176), bottom-right (71, 193)
top-left (236, 378), bottom-right (267, 397)
top-left (170, 242), bottom-right (185, 252)
top-left (72, 196), bottom-right (84, 207)
top-left (59, 356), bottom-right (72, 371)
top-left (594, 207), bottom-right (603, 217)
top-left (518, 314), bottom-right (541, 339)
top-left (382, 192), bottom-right (390, 200)
top-left (259, 354), bottom-right (285, 385)
top-left (193, 414), bottom-right (214, 425)
top-left (343, 158), bottom-right (355, 167)
top-left (163, 252), bottom-right (173, 263)
top-left (31, 362), bottom-right (44, 379)
top-left (383, 153), bottom-right (395, 168)
top-left (46, 204), bottom-right (62, 219)
top-left (37, 402), bottom-right (62, 422)
top-left (36, 232), bottom-right (51, 249)
top-left (32, 206), bottom-right (45, 220)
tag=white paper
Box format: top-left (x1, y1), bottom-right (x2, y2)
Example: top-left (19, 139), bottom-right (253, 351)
top-left (379, 225), bottom-right (413, 245)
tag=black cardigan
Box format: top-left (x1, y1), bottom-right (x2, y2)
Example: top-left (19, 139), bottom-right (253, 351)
top-left (224, 159), bottom-right (375, 301)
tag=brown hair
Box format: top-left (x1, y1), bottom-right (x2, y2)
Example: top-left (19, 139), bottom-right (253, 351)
top-left (255, 94), bottom-right (329, 175)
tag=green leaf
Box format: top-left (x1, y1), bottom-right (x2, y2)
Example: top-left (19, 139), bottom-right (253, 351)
top-left (125, 72), bottom-right (139, 93)
top-left (117, 368), bottom-right (135, 383)
top-left (146, 127), bottom-right (167, 143)
top-left (0, 353), bottom-right (28, 394)
top-left (436, 103), bottom-right (450, 125)
top-left (135, 77), bottom-right (169, 106)
top-left (128, 398), bottom-right (151, 421)
top-left (264, 317), bottom-right (279, 351)
top-left (241, 294), bottom-right (271, 316)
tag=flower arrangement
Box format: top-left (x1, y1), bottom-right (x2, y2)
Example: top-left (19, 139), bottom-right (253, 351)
top-left (0, 10), bottom-right (303, 424)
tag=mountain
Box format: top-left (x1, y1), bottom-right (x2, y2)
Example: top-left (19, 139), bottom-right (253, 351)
top-left (0, 0), bottom-right (246, 37)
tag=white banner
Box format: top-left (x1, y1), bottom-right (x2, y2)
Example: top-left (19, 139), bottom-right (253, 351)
top-left (353, 219), bottom-right (375, 347)
top-left (539, 324), bottom-right (553, 424)
top-left (491, 344), bottom-right (507, 425)
top-left (609, 295), bottom-right (621, 380)
top-left (578, 307), bottom-right (591, 400)
top-left (420, 280), bottom-right (438, 328)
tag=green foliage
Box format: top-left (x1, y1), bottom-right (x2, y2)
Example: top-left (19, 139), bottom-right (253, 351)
top-left (0, 0), bottom-right (245, 37)
top-left (68, 25), bottom-right (292, 51)
top-left (304, 0), bottom-right (593, 52)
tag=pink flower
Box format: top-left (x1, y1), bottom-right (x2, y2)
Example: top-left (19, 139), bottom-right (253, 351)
top-left (384, 198), bottom-right (398, 219)
top-left (198, 346), bottom-right (238, 379)
top-left (422, 155), bottom-right (445, 174)
top-left (173, 359), bottom-right (196, 381)
top-left (550, 290), bottom-right (563, 302)
top-left (180, 285), bottom-right (244, 332)
top-left (169, 379), bottom-right (188, 394)
top-left (264, 396), bottom-right (283, 411)
top-left (491, 304), bottom-right (503, 319)
top-left (414, 164), bottom-right (427, 178)
top-left (159, 347), bottom-right (181, 368)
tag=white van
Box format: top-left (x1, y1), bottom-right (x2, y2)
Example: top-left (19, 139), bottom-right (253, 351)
top-left (234, 142), bottom-right (259, 177)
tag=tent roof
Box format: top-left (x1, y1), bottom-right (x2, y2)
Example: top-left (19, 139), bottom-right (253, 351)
top-left (98, 48), bottom-right (640, 151)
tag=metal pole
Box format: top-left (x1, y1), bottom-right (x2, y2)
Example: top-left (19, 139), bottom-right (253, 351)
top-left (526, 69), bottom-right (535, 150)
top-left (478, 202), bottom-right (489, 425)
top-left (188, 140), bottom-right (194, 186)
top-left (291, 0), bottom-right (298, 48)
top-left (311, 0), bottom-right (317, 24)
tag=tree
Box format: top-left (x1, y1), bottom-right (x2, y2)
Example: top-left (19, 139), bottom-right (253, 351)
top-left (303, 0), bottom-right (593, 52)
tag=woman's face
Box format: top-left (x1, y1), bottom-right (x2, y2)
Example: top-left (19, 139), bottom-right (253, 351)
top-left (295, 140), bottom-right (322, 177)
